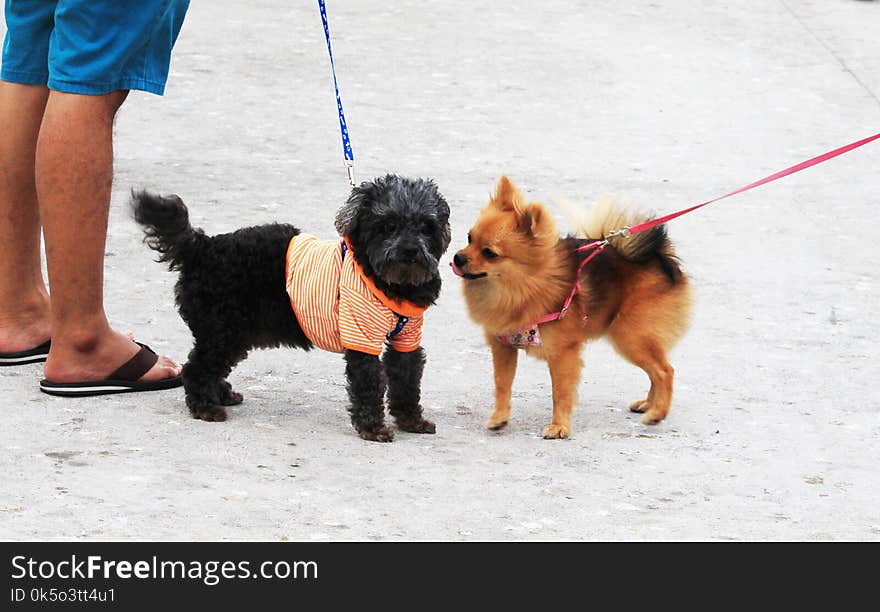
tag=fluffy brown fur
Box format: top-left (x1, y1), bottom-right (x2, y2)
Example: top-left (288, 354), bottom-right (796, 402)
top-left (453, 176), bottom-right (692, 439)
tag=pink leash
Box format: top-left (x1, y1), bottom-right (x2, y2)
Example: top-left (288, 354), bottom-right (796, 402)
top-left (541, 131), bottom-right (880, 325)
top-left (623, 131), bottom-right (880, 238)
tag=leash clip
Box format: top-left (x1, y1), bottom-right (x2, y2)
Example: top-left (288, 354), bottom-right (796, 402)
top-left (605, 226), bottom-right (631, 240)
top-left (345, 160), bottom-right (356, 188)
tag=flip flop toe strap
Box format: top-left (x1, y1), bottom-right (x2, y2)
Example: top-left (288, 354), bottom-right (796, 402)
top-left (108, 342), bottom-right (159, 381)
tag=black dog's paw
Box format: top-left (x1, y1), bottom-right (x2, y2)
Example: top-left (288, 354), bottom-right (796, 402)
top-left (357, 425), bottom-right (395, 443)
top-left (395, 416), bottom-right (436, 434)
top-left (219, 389), bottom-right (244, 406)
top-left (189, 404), bottom-right (228, 422)
top-left (217, 380), bottom-right (244, 406)
top-left (195, 406), bottom-right (228, 422)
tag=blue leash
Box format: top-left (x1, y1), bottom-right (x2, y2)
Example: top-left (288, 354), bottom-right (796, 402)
top-left (318, 0), bottom-right (356, 187)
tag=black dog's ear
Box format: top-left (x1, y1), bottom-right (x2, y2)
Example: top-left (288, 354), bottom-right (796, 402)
top-left (440, 220), bottom-right (452, 253)
top-left (424, 179), bottom-right (452, 254)
top-left (437, 197), bottom-right (452, 253)
top-left (335, 181), bottom-right (376, 236)
top-left (334, 190), bottom-right (360, 236)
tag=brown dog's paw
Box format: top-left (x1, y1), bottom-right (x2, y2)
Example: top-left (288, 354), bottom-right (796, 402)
top-left (640, 407), bottom-right (668, 425)
top-left (486, 409), bottom-right (510, 431)
top-left (628, 399), bottom-right (649, 413)
top-left (396, 417), bottom-right (436, 434)
top-left (192, 406), bottom-right (228, 422)
top-left (541, 423), bottom-right (570, 439)
top-left (358, 425), bottom-right (395, 443)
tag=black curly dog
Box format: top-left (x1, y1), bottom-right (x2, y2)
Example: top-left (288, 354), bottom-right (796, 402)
top-left (132, 175), bottom-right (451, 442)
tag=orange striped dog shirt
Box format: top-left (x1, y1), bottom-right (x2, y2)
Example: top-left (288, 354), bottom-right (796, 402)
top-left (285, 234), bottom-right (426, 356)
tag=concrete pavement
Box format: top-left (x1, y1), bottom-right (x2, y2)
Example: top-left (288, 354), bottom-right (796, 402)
top-left (1, 0), bottom-right (879, 540)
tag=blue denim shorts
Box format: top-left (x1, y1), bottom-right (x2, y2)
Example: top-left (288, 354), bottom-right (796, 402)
top-left (1, 0), bottom-right (190, 95)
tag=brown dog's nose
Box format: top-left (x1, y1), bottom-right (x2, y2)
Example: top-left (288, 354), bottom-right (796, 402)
top-left (453, 253), bottom-right (468, 268)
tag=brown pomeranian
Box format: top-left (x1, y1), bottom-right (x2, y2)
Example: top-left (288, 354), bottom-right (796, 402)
top-left (451, 177), bottom-right (692, 439)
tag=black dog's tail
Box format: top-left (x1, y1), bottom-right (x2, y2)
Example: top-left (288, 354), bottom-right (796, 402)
top-left (131, 191), bottom-right (202, 270)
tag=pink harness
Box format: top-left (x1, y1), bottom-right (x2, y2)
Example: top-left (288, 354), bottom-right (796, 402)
top-left (496, 240), bottom-right (607, 349)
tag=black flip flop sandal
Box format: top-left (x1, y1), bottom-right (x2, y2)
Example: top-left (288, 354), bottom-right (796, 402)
top-left (0, 340), bottom-right (51, 366)
top-left (39, 342), bottom-right (182, 397)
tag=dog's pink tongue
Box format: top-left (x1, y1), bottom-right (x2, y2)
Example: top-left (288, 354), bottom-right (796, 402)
top-left (449, 261), bottom-right (464, 277)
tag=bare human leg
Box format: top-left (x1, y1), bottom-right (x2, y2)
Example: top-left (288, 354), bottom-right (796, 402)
top-left (0, 81), bottom-right (51, 352)
top-left (36, 89), bottom-right (180, 383)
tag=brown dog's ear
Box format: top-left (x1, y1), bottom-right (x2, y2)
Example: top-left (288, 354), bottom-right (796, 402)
top-left (519, 203), bottom-right (555, 238)
top-left (492, 176), bottom-right (523, 212)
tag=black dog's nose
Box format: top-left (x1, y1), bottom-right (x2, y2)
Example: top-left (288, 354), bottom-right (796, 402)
top-left (453, 253), bottom-right (468, 268)
top-left (401, 245), bottom-right (419, 260)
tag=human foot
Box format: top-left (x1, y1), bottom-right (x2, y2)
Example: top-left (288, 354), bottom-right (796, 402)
top-left (41, 340), bottom-right (182, 397)
top-left (43, 329), bottom-right (181, 384)
top-left (0, 292), bottom-right (51, 353)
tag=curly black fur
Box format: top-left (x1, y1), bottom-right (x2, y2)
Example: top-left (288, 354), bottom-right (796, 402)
top-left (343, 350), bottom-right (393, 442)
top-left (383, 347), bottom-right (435, 433)
top-left (132, 191), bottom-right (202, 271)
top-left (336, 175), bottom-right (450, 307)
top-left (132, 175), bottom-right (450, 442)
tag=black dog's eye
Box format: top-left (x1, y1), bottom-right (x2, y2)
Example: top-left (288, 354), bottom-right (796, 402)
top-left (384, 220), bottom-right (398, 234)
top-left (482, 248), bottom-right (498, 260)
top-left (421, 220), bottom-right (435, 235)
top-left (467, 233), bottom-right (472, 244)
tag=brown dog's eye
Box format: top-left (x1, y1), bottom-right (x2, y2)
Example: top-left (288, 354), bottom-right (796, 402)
top-left (482, 248), bottom-right (498, 260)
top-left (467, 233), bottom-right (472, 244)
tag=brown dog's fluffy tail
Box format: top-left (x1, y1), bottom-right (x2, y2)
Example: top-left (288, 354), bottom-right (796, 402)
top-left (559, 196), bottom-right (684, 283)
